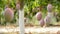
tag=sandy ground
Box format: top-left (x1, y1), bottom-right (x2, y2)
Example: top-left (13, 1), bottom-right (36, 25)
top-left (0, 26), bottom-right (60, 34)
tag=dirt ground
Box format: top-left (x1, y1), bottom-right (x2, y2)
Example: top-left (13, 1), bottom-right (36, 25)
top-left (0, 22), bottom-right (60, 34)
top-left (0, 26), bottom-right (60, 34)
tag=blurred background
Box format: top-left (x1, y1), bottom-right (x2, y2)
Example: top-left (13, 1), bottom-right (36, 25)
top-left (0, 0), bottom-right (60, 34)
top-left (24, 0), bottom-right (60, 26)
top-left (0, 0), bottom-right (60, 26)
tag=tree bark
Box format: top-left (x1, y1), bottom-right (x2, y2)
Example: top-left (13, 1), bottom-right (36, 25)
top-left (17, 0), bottom-right (25, 34)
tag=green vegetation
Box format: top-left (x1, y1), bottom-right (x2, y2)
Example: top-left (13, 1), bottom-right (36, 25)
top-left (0, 0), bottom-right (60, 25)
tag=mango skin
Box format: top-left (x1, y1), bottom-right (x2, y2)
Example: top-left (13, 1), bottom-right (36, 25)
top-left (4, 8), bottom-right (14, 22)
top-left (36, 12), bottom-right (42, 21)
top-left (39, 19), bottom-right (45, 27)
top-left (47, 4), bottom-right (53, 12)
top-left (16, 3), bottom-right (20, 10)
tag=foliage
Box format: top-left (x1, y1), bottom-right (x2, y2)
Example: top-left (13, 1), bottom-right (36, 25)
top-left (24, 0), bottom-right (60, 21)
top-left (0, 0), bottom-right (60, 25)
top-left (0, 0), bottom-right (18, 25)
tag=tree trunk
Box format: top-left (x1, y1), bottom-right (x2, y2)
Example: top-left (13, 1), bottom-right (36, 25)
top-left (19, 10), bottom-right (24, 34)
top-left (18, 0), bottom-right (24, 34)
